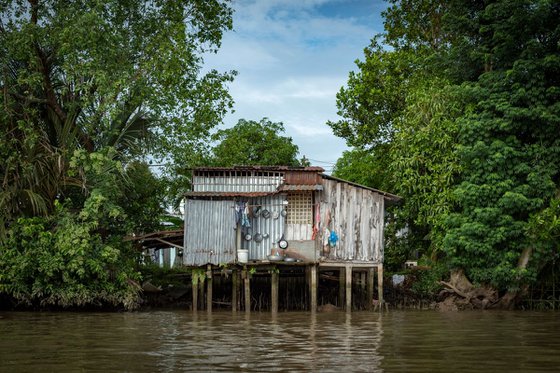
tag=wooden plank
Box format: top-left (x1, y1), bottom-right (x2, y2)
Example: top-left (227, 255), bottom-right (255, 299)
top-left (206, 264), bottom-right (212, 313)
top-left (271, 270), bottom-right (279, 313)
top-left (377, 196), bottom-right (385, 263)
top-left (339, 268), bottom-right (345, 307)
top-left (360, 191), bottom-right (369, 260)
top-left (192, 280), bottom-right (198, 312)
top-left (232, 269), bottom-right (238, 313)
top-left (335, 182), bottom-right (342, 259)
top-left (367, 267), bottom-right (374, 310)
top-left (345, 264), bottom-right (352, 311)
top-left (377, 264), bottom-right (384, 311)
top-left (310, 265), bottom-right (317, 312)
top-left (244, 267), bottom-right (251, 313)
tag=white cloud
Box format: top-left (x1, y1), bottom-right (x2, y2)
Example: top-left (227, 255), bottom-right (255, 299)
top-left (204, 0), bottom-right (385, 167)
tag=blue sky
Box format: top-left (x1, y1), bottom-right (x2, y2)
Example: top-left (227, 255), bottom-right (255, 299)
top-left (205, 0), bottom-right (387, 171)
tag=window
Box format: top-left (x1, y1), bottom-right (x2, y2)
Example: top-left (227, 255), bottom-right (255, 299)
top-left (287, 193), bottom-right (313, 225)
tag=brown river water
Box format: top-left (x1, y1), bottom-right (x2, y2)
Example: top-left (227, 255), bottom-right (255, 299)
top-left (1, 310), bottom-right (559, 372)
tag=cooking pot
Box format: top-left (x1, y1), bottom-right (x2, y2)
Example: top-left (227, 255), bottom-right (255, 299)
top-left (261, 209), bottom-right (271, 219)
top-left (244, 233), bottom-right (252, 241)
top-left (278, 236), bottom-right (288, 249)
top-left (254, 233), bottom-right (263, 243)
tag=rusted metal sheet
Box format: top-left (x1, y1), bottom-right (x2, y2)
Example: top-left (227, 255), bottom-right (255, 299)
top-left (277, 185), bottom-right (323, 192)
top-left (284, 170), bottom-right (323, 185)
top-left (183, 199), bottom-right (237, 266)
top-left (318, 178), bottom-right (385, 264)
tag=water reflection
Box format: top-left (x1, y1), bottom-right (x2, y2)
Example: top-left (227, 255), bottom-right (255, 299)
top-left (1, 311), bottom-right (559, 372)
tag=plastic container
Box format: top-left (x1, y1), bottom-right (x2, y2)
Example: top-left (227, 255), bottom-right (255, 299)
top-left (237, 249), bottom-right (249, 263)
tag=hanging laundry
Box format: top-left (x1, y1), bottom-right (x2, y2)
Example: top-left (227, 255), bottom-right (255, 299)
top-left (241, 202), bottom-right (251, 227)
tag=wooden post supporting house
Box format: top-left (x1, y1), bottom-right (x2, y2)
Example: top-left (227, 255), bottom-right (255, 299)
top-left (377, 264), bottom-right (384, 310)
top-left (192, 278), bottom-right (198, 312)
top-left (367, 267), bottom-right (374, 310)
top-left (271, 270), bottom-right (279, 313)
top-left (232, 268), bottom-right (238, 312)
top-left (339, 268), bottom-right (345, 307)
top-left (310, 265), bottom-right (318, 312)
top-left (244, 266), bottom-right (251, 313)
top-left (206, 264), bottom-right (213, 312)
top-left (346, 264), bottom-right (352, 311)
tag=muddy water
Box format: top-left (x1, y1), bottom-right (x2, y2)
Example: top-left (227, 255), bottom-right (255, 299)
top-left (1, 310), bottom-right (559, 372)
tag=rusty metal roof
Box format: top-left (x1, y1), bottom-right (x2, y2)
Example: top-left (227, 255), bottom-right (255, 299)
top-left (277, 184), bottom-right (323, 191)
top-left (193, 166), bottom-right (325, 173)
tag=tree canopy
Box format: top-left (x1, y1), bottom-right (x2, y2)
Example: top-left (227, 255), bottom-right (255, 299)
top-left (209, 118), bottom-right (302, 167)
top-left (330, 0), bottom-right (560, 306)
top-left (0, 0), bottom-right (235, 309)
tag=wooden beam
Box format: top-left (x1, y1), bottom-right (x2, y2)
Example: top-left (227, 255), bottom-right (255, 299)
top-left (339, 268), bottom-right (345, 308)
top-left (310, 265), bottom-right (317, 312)
top-left (346, 264), bottom-right (352, 312)
top-left (232, 268), bottom-right (238, 313)
top-left (244, 266), bottom-right (251, 313)
top-left (153, 237), bottom-right (184, 250)
top-left (367, 267), bottom-right (374, 310)
top-left (206, 264), bottom-right (212, 313)
top-left (192, 279), bottom-right (198, 312)
top-left (377, 264), bottom-right (384, 311)
top-left (271, 270), bottom-right (279, 313)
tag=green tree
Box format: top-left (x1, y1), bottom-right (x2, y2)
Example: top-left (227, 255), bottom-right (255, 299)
top-left (0, 0), bottom-right (234, 309)
top-left (332, 146), bottom-right (392, 190)
top-left (330, 0), bottom-right (560, 307)
top-left (1, 0), bottom-right (234, 221)
top-left (210, 118), bottom-right (301, 166)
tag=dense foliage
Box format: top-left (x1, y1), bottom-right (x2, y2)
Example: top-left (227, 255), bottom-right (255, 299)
top-left (210, 118), bottom-right (302, 166)
top-left (330, 0), bottom-right (560, 304)
top-left (0, 0), bottom-right (234, 309)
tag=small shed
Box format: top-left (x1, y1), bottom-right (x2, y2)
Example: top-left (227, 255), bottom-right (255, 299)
top-left (182, 166), bottom-right (400, 311)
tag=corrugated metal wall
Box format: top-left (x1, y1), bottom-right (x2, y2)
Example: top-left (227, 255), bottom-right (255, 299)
top-left (183, 199), bottom-right (237, 266)
top-left (193, 171), bottom-right (283, 193)
top-left (319, 179), bottom-right (385, 263)
top-left (183, 196), bottom-right (287, 265)
top-left (241, 195), bottom-right (287, 260)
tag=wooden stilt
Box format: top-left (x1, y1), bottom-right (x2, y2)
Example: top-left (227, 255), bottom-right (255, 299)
top-left (244, 266), bottom-right (251, 313)
top-left (346, 264), bottom-right (352, 311)
top-left (367, 267), bottom-right (374, 310)
top-left (360, 272), bottom-right (367, 290)
top-left (232, 268), bottom-right (238, 312)
top-left (192, 279), bottom-right (198, 312)
top-left (310, 265), bottom-right (317, 312)
top-left (377, 264), bottom-right (384, 311)
top-left (206, 264), bottom-right (212, 312)
top-left (271, 270), bottom-right (279, 313)
top-left (339, 268), bottom-right (345, 307)
top-left (199, 275), bottom-right (205, 309)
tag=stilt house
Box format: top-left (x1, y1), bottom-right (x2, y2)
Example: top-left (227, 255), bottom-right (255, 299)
top-left (182, 166), bottom-right (398, 266)
top-left (177, 166), bottom-right (401, 311)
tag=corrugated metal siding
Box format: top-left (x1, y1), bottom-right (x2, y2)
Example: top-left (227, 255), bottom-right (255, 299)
top-left (319, 179), bottom-right (384, 264)
top-left (193, 171), bottom-right (283, 193)
top-left (241, 195), bottom-right (287, 260)
top-left (183, 199), bottom-right (237, 266)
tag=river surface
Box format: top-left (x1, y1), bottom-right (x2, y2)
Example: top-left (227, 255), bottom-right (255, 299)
top-left (1, 310), bottom-right (559, 372)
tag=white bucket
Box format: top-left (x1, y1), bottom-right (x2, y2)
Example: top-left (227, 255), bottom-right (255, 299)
top-left (237, 249), bottom-right (249, 263)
